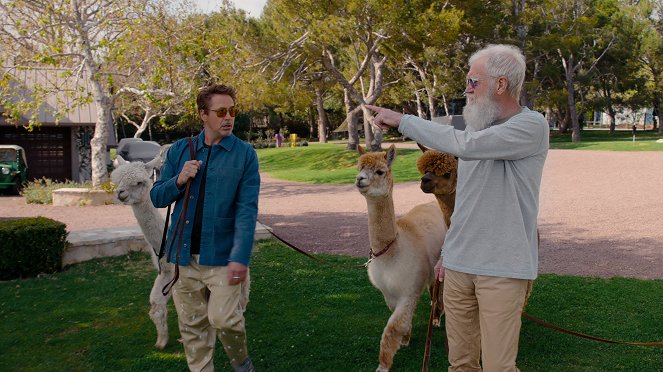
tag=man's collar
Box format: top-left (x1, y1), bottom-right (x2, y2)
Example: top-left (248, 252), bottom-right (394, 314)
top-left (195, 129), bottom-right (236, 151)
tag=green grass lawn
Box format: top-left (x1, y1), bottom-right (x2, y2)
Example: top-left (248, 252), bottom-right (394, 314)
top-left (1, 242), bottom-right (661, 371)
top-left (549, 129), bottom-right (663, 151)
top-left (257, 143), bottom-right (423, 184)
top-left (257, 131), bottom-right (663, 184)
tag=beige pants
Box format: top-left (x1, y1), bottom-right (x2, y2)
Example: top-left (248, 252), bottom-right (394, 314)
top-left (443, 269), bottom-right (529, 372)
top-left (173, 256), bottom-right (250, 372)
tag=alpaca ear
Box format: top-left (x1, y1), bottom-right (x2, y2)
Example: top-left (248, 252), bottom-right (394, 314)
top-left (357, 145), bottom-right (366, 155)
top-left (114, 155), bottom-right (127, 168)
top-left (417, 143), bottom-right (429, 153)
top-left (386, 144), bottom-right (396, 168)
top-left (145, 155), bottom-right (161, 171)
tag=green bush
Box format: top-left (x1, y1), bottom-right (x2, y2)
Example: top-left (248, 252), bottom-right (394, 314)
top-left (0, 217), bottom-right (67, 280)
top-left (21, 177), bottom-right (91, 204)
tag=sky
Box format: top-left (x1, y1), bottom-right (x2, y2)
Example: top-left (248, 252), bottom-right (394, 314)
top-left (193, 0), bottom-right (267, 18)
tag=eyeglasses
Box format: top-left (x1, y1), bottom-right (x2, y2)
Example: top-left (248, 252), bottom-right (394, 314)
top-left (208, 106), bottom-right (237, 118)
top-left (466, 75), bottom-right (501, 89)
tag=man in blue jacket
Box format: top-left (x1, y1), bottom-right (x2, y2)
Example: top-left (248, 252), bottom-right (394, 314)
top-left (366, 44), bottom-right (548, 372)
top-left (151, 84), bottom-right (259, 372)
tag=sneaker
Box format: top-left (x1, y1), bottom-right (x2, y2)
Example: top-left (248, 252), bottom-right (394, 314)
top-left (233, 357), bottom-right (255, 372)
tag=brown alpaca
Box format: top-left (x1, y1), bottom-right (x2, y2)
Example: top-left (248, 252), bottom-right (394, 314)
top-left (415, 144), bottom-right (459, 326)
top-left (415, 144), bottom-right (458, 228)
top-left (355, 144), bottom-right (448, 372)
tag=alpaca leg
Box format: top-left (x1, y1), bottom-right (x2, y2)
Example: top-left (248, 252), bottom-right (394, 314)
top-left (150, 262), bottom-right (174, 349)
top-left (376, 299), bottom-right (417, 372)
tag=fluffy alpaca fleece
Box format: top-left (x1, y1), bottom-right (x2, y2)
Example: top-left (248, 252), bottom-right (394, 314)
top-left (111, 153), bottom-right (174, 349)
top-left (356, 144), bottom-right (448, 372)
top-left (415, 148), bottom-right (458, 228)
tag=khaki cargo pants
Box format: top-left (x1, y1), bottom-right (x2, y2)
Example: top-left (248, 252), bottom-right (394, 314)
top-left (173, 256), bottom-right (250, 372)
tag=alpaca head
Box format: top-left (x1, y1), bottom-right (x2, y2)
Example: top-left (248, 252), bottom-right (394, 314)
top-left (355, 144), bottom-right (396, 198)
top-left (416, 144), bottom-right (458, 196)
top-left (111, 155), bottom-right (162, 205)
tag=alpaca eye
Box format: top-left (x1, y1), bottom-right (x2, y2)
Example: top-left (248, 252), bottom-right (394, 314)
top-left (376, 170), bottom-right (384, 176)
top-left (443, 172), bottom-right (451, 179)
top-left (136, 181), bottom-right (144, 187)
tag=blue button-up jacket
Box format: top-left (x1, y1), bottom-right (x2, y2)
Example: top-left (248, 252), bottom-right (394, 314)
top-left (150, 131), bottom-right (260, 267)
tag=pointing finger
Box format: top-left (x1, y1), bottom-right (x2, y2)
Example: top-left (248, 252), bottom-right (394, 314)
top-left (364, 104), bottom-right (380, 113)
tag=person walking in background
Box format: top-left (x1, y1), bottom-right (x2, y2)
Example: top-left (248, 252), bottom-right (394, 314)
top-left (274, 131), bottom-right (283, 147)
top-left (151, 84), bottom-right (260, 372)
top-left (366, 44), bottom-right (549, 372)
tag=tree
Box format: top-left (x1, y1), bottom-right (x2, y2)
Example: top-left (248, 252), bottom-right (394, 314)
top-left (631, 0), bottom-right (663, 132)
top-left (258, 0), bottom-right (394, 150)
top-left (111, 0), bottom-right (204, 139)
top-left (586, 0), bottom-right (648, 133)
top-left (530, 0), bottom-right (615, 142)
top-left (0, 0), bottom-right (148, 187)
top-left (383, 0), bottom-right (464, 118)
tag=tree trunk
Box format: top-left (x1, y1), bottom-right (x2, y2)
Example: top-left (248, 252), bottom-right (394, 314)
top-left (345, 90), bottom-right (360, 150)
top-left (307, 106), bottom-right (315, 141)
top-left (441, 94), bottom-right (449, 116)
top-left (427, 87), bottom-right (436, 118)
top-left (90, 91), bottom-right (111, 188)
top-left (315, 86), bottom-right (328, 143)
top-left (133, 109), bottom-right (153, 139)
top-left (558, 107), bottom-right (570, 133)
top-left (414, 87), bottom-right (425, 118)
top-left (363, 111), bottom-right (374, 149)
top-left (608, 107), bottom-right (617, 134)
top-left (83, 61), bottom-right (110, 189)
top-left (564, 59), bottom-right (581, 142)
top-left (346, 109), bottom-right (360, 150)
top-left (655, 94), bottom-right (662, 134)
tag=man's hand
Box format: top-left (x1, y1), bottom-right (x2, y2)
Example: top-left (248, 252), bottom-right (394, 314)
top-left (364, 104), bottom-right (404, 130)
top-left (434, 257), bottom-right (445, 282)
top-left (176, 160), bottom-right (202, 187)
top-left (227, 261), bottom-right (248, 285)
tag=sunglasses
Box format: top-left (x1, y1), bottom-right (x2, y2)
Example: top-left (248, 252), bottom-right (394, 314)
top-left (208, 106), bottom-right (237, 118)
top-left (466, 75), bottom-right (502, 89)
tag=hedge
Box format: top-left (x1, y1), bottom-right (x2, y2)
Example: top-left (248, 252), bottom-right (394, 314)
top-left (0, 217), bottom-right (67, 280)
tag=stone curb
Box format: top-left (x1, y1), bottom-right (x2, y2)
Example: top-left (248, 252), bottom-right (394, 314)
top-left (64, 223), bottom-right (273, 267)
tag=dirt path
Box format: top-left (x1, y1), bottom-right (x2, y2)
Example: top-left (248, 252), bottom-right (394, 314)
top-left (1, 149), bottom-right (661, 279)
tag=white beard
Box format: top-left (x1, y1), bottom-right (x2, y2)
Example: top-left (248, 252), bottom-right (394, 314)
top-left (463, 94), bottom-right (501, 132)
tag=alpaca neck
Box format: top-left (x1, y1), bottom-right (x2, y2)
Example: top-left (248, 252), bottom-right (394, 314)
top-left (365, 194), bottom-right (398, 254)
top-left (132, 199), bottom-right (166, 249)
top-left (435, 192), bottom-right (456, 228)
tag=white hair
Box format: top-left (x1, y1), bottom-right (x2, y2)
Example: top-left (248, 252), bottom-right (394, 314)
top-left (469, 44), bottom-right (526, 99)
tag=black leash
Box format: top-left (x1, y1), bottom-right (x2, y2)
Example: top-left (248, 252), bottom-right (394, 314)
top-left (161, 136), bottom-right (196, 296)
top-left (257, 218), bottom-right (368, 269)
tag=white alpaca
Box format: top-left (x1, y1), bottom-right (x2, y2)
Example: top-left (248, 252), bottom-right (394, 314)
top-left (111, 151), bottom-right (173, 349)
top-left (355, 144), bottom-right (448, 372)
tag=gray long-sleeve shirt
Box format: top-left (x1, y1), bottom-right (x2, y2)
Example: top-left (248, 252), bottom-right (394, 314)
top-left (399, 107), bottom-right (548, 279)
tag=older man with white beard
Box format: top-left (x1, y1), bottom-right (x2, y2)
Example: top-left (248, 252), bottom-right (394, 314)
top-left (365, 44), bottom-right (548, 372)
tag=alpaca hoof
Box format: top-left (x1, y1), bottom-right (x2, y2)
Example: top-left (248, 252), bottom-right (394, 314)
top-left (155, 336), bottom-right (168, 349)
top-left (433, 318), bottom-right (441, 328)
top-left (376, 366), bottom-right (389, 372)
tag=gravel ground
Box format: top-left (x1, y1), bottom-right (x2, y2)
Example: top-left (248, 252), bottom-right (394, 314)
top-left (1, 149), bottom-right (661, 280)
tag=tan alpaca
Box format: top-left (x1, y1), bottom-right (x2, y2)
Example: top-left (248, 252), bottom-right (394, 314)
top-left (356, 144), bottom-right (447, 372)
